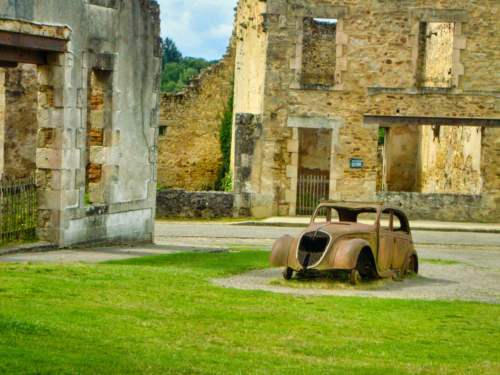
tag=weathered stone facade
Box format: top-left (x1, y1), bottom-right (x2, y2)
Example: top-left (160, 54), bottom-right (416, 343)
top-left (157, 189), bottom-right (235, 218)
top-left (158, 45), bottom-right (235, 191)
top-left (0, 0), bottom-right (161, 246)
top-left (2, 64), bottom-right (38, 179)
top-left (230, 0), bottom-right (499, 222)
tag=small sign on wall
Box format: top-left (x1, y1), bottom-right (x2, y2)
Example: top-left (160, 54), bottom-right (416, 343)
top-left (350, 158), bottom-right (364, 169)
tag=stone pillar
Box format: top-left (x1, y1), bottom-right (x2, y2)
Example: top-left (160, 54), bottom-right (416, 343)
top-left (36, 52), bottom-right (79, 244)
top-left (232, 113), bottom-right (262, 216)
top-left (285, 128), bottom-right (299, 215)
top-left (480, 127), bottom-right (500, 222)
top-left (0, 68), bottom-right (5, 178)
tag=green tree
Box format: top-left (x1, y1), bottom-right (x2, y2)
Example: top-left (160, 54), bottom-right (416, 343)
top-left (163, 37), bottom-right (182, 64)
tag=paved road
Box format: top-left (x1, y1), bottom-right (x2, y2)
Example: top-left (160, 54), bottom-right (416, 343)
top-left (1, 222), bottom-right (498, 264)
top-left (156, 222), bottom-right (500, 248)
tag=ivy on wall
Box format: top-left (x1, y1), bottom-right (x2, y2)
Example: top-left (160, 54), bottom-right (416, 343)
top-left (215, 94), bottom-right (234, 191)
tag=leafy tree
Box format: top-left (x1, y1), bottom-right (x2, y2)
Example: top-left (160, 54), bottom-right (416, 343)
top-left (161, 56), bottom-right (216, 93)
top-left (163, 37), bottom-right (182, 64)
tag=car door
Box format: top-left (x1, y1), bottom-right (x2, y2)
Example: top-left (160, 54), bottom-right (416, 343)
top-left (378, 210), bottom-right (394, 272)
top-left (391, 212), bottom-right (412, 270)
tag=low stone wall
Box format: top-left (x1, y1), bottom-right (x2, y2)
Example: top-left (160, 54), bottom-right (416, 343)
top-left (378, 192), bottom-right (499, 223)
top-left (157, 189), bottom-right (235, 218)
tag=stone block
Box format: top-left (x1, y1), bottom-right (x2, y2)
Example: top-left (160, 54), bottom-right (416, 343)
top-left (90, 146), bottom-right (106, 164)
top-left (287, 139), bottom-right (299, 153)
top-left (286, 165), bottom-right (298, 178)
top-left (38, 189), bottom-right (79, 210)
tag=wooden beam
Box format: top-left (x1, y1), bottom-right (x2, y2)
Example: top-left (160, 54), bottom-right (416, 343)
top-left (0, 30), bottom-right (67, 52)
top-left (0, 61), bottom-right (18, 68)
top-left (364, 115), bottom-right (500, 128)
top-left (0, 46), bottom-right (46, 65)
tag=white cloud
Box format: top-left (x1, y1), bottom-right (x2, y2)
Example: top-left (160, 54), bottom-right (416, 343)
top-left (157, 0), bottom-right (238, 60)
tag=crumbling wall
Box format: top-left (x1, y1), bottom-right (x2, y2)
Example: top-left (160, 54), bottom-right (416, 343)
top-left (0, 68), bottom-right (4, 176)
top-left (480, 128), bottom-right (500, 221)
top-left (156, 189), bottom-right (235, 218)
top-left (420, 22), bottom-right (454, 88)
top-left (384, 126), bottom-right (419, 192)
top-left (301, 18), bottom-right (336, 87)
top-left (299, 128), bottom-right (331, 174)
top-left (158, 46), bottom-right (235, 191)
top-left (0, 0), bottom-right (162, 246)
top-left (419, 126), bottom-right (482, 194)
top-left (232, 0), bottom-right (268, 115)
top-left (3, 64), bottom-right (38, 179)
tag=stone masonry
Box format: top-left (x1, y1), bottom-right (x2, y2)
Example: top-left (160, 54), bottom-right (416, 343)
top-left (228, 0), bottom-right (499, 222)
top-left (0, 0), bottom-right (161, 246)
top-left (158, 43), bottom-right (235, 191)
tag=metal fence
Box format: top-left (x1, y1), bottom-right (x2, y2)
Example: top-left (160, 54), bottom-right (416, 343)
top-left (0, 176), bottom-right (37, 246)
top-left (297, 173), bottom-right (330, 216)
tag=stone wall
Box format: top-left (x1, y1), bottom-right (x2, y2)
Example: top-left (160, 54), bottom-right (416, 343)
top-left (378, 192), bottom-right (498, 223)
top-left (299, 128), bottom-right (331, 174)
top-left (229, 0), bottom-right (499, 221)
top-left (384, 126), bottom-right (419, 192)
top-left (156, 189), bottom-right (235, 218)
top-left (232, 0), bottom-right (268, 116)
top-left (420, 22), bottom-right (455, 88)
top-left (0, 68), bottom-right (4, 176)
top-left (0, 0), bottom-right (161, 246)
top-left (158, 45), bottom-right (235, 191)
top-left (2, 64), bottom-right (38, 179)
top-left (419, 125), bottom-right (482, 194)
top-left (302, 18), bottom-right (336, 87)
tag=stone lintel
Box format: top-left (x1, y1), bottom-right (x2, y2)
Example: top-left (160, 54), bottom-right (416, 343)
top-left (287, 115), bottom-right (344, 129)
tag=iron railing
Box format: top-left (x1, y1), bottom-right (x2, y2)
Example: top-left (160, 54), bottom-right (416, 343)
top-left (0, 176), bottom-right (37, 246)
top-left (297, 173), bottom-right (330, 216)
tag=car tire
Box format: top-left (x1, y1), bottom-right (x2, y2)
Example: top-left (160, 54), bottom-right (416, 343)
top-left (282, 267), bottom-right (294, 280)
top-left (349, 269), bottom-right (362, 285)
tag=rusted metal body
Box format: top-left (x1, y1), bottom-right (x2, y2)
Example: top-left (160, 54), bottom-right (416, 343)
top-left (270, 201), bottom-right (419, 283)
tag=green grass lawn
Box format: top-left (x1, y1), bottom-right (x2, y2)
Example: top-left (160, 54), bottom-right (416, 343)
top-left (0, 251), bottom-right (499, 374)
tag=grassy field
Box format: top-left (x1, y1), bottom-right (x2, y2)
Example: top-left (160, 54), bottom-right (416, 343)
top-left (0, 250), bottom-right (499, 374)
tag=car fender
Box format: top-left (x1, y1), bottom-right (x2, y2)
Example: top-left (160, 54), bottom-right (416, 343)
top-left (327, 238), bottom-right (372, 270)
top-left (270, 235), bottom-right (294, 267)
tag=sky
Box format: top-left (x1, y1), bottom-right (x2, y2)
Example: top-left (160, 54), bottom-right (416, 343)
top-left (158, 0), bottom-right (238, 61)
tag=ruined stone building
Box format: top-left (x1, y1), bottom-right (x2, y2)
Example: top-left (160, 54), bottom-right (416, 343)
top-left (232, 0), bottom-right (499, 222)
top-left (158, 47), bottom-right (235, 191)
top-left (161, 0), bottom-right (499, 222)
top-left (0, 0), bottom-right (161, 246)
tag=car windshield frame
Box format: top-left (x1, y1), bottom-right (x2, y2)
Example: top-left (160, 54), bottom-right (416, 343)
top-left (311, 204), bottom-right (380, 225)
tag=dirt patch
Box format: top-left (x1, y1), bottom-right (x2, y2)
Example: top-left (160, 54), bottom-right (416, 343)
top-left (213, 261), bottom-right (500, 304)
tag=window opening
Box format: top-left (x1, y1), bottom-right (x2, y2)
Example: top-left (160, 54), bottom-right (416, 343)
top-left (301, 17), bottom-right (337, 87)
top-left (417, 22), bottom-right (455, 88)
top-left (85, 69), bottom-right (112, 205)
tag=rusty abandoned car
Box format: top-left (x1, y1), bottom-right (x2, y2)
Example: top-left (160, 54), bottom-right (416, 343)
top-left (270, 202), bottom-right (419, 285)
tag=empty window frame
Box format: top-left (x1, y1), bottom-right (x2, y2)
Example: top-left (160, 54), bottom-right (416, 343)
top-left (85, 69), bottom-right (112, 205)
top-left (417, 22), bottom-right (455, 88)
top-left (301, 17), bottom-right (337, 87)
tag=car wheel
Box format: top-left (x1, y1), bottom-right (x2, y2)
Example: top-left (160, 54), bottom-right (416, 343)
top-left (349, 269), bottom-right (362, 285)
top-left (282, 267), bottom-right (294, 280)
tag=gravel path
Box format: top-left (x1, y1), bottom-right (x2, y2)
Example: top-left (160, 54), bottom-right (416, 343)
top-left (213, 247), bottom-right (500, 304)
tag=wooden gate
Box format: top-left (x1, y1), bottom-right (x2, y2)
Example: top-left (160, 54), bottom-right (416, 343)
top-left (296, 172), bottom-right (330, 216)
top-left (0, 176), bottom-right (37, 246)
